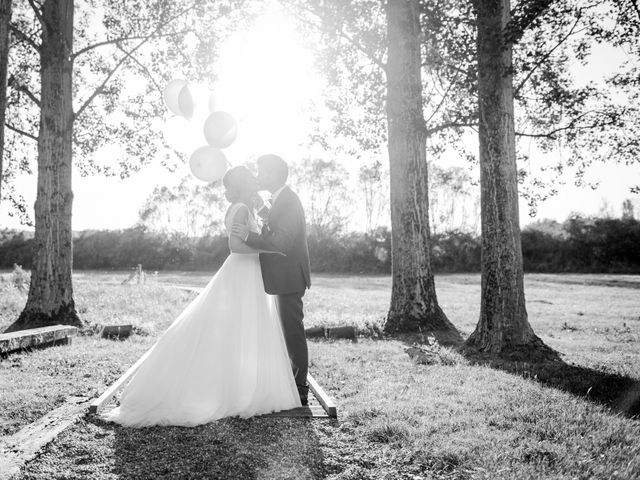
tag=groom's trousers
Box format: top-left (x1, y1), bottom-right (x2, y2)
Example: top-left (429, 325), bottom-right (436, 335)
top-left (276, 291), bottom-right (308, 393)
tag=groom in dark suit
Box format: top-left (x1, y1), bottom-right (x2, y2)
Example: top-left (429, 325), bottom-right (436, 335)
top-left (231, 154), bottom-right (312, 405)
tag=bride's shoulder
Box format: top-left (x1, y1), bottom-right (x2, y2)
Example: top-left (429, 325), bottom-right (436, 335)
top-left (225, 203), bottom-right (250, 223)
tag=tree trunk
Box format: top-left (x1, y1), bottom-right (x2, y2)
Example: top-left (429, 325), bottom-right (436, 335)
top-left (5, 0), bottom-right (80, 332)
top-left (0, 0), bottom-right (11, 207)
top-left (466, 0), bottom-right (548, 357)
top-left (383, 0), bottom-right (460, 343)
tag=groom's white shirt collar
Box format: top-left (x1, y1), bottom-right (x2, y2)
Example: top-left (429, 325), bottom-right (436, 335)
top-left (271, 184), bottom-right (287, 205)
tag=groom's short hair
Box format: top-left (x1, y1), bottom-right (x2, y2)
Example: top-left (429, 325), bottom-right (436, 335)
top-left (257, 154), bottom-right (288, 183)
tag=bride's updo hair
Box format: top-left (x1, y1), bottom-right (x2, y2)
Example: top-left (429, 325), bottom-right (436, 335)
top-left (223, 166), bottom-right (257, 204)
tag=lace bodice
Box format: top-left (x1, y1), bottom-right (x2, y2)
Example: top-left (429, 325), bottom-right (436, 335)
top-left (224, 203), bottom-right (260, 236)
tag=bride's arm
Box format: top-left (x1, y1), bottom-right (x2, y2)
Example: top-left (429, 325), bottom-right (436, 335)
top-left (228, 206), bottom-right (260, 254)
top-left (227, 205), bottom-right (284, 255)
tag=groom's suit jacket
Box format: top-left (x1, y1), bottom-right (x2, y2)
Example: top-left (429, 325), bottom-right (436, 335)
top-left (245, 186), bottom-right (311, 295)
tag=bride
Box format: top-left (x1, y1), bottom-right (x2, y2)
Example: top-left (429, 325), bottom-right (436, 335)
top-left (104, 166), bottom-right (301, 427)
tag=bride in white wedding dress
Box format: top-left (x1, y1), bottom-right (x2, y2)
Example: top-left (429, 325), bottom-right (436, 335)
top-left (104, 166), bottom-right (301, 427)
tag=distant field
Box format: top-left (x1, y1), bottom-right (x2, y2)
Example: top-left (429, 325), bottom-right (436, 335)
top-left (1, 270), bottom-right (639, 479)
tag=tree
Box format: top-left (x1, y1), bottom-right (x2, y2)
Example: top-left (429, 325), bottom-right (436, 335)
top-left (4, 1), bottom-right (249, 332)
top-left (285, 0), bottom-right (459, 338)
top-left (465, 0), bottom-right (549, 356)
top-left (0, 0), bottom-right (10, 208)
top-left (138, 177), bottom-right (227, 238)
top-left (358, 159), bottom-right (388, 233)
top-left (427, 162), bottom-right (479, 234)
top-left (622, 199), bottom-right (635, 220)
top-left (291, 157), bottom-right (350, 238)
top-left (5, 0), bottom-right (80, 332)
top-left (384, 0), bottom-right (459, 339)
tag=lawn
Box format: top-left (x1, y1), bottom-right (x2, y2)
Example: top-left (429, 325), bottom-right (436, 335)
top-left (1, 270), bottom-right (639, 479)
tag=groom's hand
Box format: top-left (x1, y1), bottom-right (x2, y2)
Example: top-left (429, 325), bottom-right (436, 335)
top-left (231, 223), bottom-right (250, 241)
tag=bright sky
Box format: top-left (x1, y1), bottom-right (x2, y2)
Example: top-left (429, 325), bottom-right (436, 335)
top-left (0, 9), bottom-right (638, 231)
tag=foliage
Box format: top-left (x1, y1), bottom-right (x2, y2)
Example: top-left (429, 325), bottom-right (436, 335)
top-left (2, 0), bottom-right (253, 221)
top-left (427, 160), bottom-right (479, 234)
top-left (286, 0), bottom-right (640, 216)
top-left (357, 159), bottom-right (389, 233)
top-left (10, 262), bottom-right (29, 290)
top-left (137, 176), bottom-right (227, 237)
top-left (290, 157), bottom-right (350, 237)
top-left (1, 213), bottom-right (639, 274)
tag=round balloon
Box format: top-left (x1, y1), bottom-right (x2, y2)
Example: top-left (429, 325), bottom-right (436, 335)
top-left (203, 111), bottom-right (238, 149)
top-left (178, 83), bottom-right (211, 121)
top-left (189, 146), bottom-right (228, 182)
top-left (163, 79), bottom-right (187, 116)
top-left (177, 84), bottom-right (195, 118)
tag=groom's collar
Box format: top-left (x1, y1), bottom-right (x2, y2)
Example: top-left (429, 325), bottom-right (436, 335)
top-left (270, 184), bottom-right (287, 205)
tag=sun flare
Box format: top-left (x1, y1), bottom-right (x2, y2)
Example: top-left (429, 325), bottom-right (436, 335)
top-left (213, 9), bottom-right (324, 162)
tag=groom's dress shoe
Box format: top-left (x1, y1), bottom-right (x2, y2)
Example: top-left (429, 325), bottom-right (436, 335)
top-left (300, 395), bottom-right (309, 406)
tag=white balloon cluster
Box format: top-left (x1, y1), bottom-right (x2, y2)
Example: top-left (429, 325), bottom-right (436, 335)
top-left (162, 79), bottom-right (238, 182)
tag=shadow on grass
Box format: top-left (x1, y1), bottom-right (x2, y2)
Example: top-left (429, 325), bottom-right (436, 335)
top-left (89, 415), bottom-right (326, 480)
top-left (463, 348), bottom-right (640, 419)
top-left (396, 332), bottom-right (640, 419)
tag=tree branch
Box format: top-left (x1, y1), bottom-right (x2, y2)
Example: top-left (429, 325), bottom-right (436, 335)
top-left (115, 43), bottom-right (162, 94)
top-left (285, 0), bottom-right (387, 71)
top-left (72, 30), bottom-right (190, 60)
top-left (515, 111), bottom-right (620, 140)
top-left (5, 122), bottom-right (38, 141)
top-left (15, 84), bottom-right (41, 107)
top-left (514, 12), bottom-right (584, 97)
top-left (424, 71), bottom-right (460, 125)
top-left (630, 0), bottom-right (640, 23)
top-left (74, 5), bottom-right (197, 120)
top-left (426, 121), bottom-right (478, 137)
top-left (26, 0), bottom-right (44, 27)
top-left (10, 24), bottom-right (39, 52)
top-left (506, 0), bottom-right (555, 45)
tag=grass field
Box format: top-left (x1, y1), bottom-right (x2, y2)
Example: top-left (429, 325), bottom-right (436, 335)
top-left (1, 270), bottom-right (639, 479)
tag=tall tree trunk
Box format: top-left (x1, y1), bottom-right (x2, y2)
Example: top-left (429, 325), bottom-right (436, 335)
top-left (383, 0), bottom-right (460, 343)
top-left (5, 0), bottom-right (80, 332)
top-left (466, 0), bottom-right (548, 356)
top-left (0, 0), bottom-right (11, 207)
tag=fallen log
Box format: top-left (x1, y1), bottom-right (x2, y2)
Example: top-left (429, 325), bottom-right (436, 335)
top-left (101, 325), bottom-right (133, 340)
top-left (305, 325), bottom-right (357, 342)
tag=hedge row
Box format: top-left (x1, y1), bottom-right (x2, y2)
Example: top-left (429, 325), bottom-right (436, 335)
top-left (1, 216), bottom-right (639, 274)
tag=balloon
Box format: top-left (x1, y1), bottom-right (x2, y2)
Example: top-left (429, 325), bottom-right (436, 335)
top-left (163, 79), bottom-right (187, 116)
top-left (177, 85), bottom-right (195, 118)
top-left (162, 115), bottom-right (194, 153)
top-left (178, 83), bottom-right (212, 121)
top-left (189, 146), bottom-right (228, 182)
top-left (203, 111), bottom-right (238, 149)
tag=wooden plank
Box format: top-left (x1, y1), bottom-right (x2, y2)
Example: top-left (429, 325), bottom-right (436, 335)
top-left (0, 396), bottom-right (89, 480)
top-left (307, 373), bottom-right (337, 418)
top-left (0, 325), bottom-right (78, 355)
top-left (263, 405), bottom-right (328, 418)
top-left (88, 348), bottom-right (153, 414)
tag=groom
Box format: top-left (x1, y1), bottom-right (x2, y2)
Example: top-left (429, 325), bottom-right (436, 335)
top-left (231, 154), bottom-right (312, 405)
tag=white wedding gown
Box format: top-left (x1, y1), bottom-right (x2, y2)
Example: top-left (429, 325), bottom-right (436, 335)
top-left (104, 203), bottom-right (301, 427)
